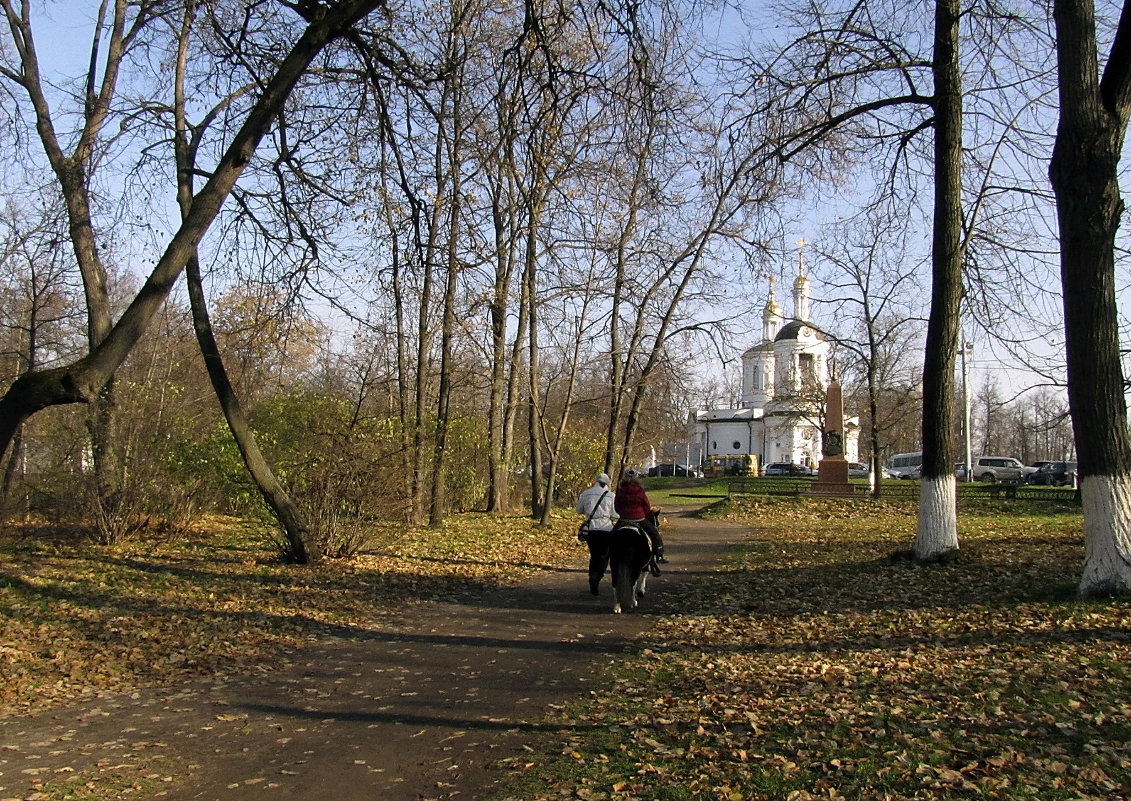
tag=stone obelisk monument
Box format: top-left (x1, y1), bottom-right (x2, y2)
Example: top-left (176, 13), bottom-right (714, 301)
top-left (811, 372), bottom-right (853, 495)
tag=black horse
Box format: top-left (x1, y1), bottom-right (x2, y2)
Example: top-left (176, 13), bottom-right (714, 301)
top-left (608, 509), bottom-right (661, 613)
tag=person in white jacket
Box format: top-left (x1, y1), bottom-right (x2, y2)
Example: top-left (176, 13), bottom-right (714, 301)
top-left (575, 472), bottom-right (617, 595)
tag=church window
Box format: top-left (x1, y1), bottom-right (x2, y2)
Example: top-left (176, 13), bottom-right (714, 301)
top-left (733, 441), bottom-right (742, 450)
top-left (799, 353), bottom-right (817, 389)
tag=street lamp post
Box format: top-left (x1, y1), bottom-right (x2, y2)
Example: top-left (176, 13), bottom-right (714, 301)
top-left (961, 339), bottom-right (973, 482)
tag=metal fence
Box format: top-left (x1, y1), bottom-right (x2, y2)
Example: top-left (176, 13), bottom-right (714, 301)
top-left (724, 478), bottom-right (1080, 503)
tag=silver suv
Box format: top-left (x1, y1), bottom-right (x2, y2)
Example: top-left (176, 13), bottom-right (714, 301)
top-left (971, 456), bottom-right (1026, 483)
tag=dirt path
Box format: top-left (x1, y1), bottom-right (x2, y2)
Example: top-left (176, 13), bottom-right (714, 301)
top-left (0, 511), bottom-right (747, 801)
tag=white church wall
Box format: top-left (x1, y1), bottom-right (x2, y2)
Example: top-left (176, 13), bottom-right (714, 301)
top-left (688, 249), bottom-right (869, 475)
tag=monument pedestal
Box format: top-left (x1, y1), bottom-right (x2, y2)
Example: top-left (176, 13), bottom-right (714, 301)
top-left (809, 457), bottom-right (855, 496)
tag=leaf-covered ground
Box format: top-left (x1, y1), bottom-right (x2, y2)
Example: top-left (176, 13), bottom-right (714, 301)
top-left (0, 513), bottom-right (576, 717)
top-left (495, 496), bottom-right (1131, 801)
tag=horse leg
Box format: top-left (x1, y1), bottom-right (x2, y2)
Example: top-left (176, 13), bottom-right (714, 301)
top-left (613, 559), bottom-right (635, 614)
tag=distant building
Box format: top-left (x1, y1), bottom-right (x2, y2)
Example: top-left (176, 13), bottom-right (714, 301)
top-left (687, 247), bottom-right (860, 473)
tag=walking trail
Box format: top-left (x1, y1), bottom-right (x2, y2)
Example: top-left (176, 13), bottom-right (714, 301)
top-left (0, 510), bottom-right (748, 801)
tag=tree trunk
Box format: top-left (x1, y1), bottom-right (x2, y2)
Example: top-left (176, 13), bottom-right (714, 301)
top-left (1049, 0), bottom-right (1131, 597)
top-left (486, 199), bottom-right (516, 513)
top-left (1, 422), bottom-right (26, 520)
top-left (867, 358), bottom-right (883, 500)
top-left (410, 170), bottom-right (443, 526)
top-left (914, 0), bottom-right (963, 560)
top-left (502, 250), bottom-right (528, 513)
top-left (524, 220), bottom-right (545, 520)
top-left (429, 150), bottom-right (462, 528)
top-left (170, 0), bottom-right (315, 563)
top-left (186, 258), bottom-right (316, 563)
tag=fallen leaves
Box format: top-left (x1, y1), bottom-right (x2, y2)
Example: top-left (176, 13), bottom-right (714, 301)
top-left (500, 497), bottom-right (1131, 801)
top-left (0, 512), bottom-right (579, 718)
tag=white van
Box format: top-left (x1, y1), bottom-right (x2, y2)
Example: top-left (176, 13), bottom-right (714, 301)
top-left (885, 451), bottom-right (922, 480)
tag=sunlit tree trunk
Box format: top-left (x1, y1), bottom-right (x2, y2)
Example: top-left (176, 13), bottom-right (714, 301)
top-left (914, 0), bottom-right (962, 561)
top-left (483, 81), bottom-right (521, 513)
top-left (1049, 0), bottom-right (1131, 597)
top-left (502, 258), bottom-right (529, 512)
top-left (485, 198), bottom-right (518, 513)
top-left (429, 31), bottom-right (466, 526)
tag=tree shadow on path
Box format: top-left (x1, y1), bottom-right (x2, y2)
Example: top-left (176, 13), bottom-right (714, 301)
top-left (0, 511), bottom-right (748, 801)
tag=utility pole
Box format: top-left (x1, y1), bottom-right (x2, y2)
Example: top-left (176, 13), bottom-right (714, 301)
top-left (961, 338), bottom-right (973, 481)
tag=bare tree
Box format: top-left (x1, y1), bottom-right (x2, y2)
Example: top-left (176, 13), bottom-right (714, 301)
top-left (717, 0), bottom-right (971, 549)
top-left (973, 377), bottom-right (1007, 454)
top-left (1048, 0), bottom-right (1131, 597)
top-left (164, 0), bottom-right (316, 562)
top-left (912, 0), bottom-right (964, 560)
top-left (0, 203), bottom-right (82, 517)
top-left (0, 0), bottom-right (165, 523)
top-left (425, 0), bottom-right (481, 529)
top-left (0, 0), bottom-right (389, 474)
top-left (816, 211), bottom-right (927, 496)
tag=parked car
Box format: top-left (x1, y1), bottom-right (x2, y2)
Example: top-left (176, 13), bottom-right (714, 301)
top-left (885, 451), bottom-right (922, 480)
top-left (1028, 461), bottom-right (1078, 487)
top-left (648, 463), bottom-right (699, 477)
top-left (762, 462), bottom-right (815, 476)
top-left (848, 462), bottom-right (871, 478)
top-left (971, 456), bottom-right (1027, 483)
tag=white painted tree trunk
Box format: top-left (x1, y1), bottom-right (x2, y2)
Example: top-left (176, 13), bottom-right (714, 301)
top-left (1080, 475), bottom-right (1131, 597)
top-left (915, 475), bottom-right (958, 560)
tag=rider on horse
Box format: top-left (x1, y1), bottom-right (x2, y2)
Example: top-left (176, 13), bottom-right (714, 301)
top-left (614, 468), bottom-right (667, 564)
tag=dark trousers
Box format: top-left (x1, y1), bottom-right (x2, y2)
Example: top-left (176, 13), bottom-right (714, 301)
top-left (641, 518), bottom-right (664, 553)
top-left (586, 529), bottom-right (611, 583)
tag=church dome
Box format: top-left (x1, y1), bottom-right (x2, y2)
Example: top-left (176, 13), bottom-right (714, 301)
top-left (774, 320), bottom-right (824, 343)
top-left (743, 340), bottom-right (774, 357)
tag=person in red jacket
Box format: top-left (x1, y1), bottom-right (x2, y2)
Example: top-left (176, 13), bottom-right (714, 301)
top-left (614, 467), bottom-right (667, 562)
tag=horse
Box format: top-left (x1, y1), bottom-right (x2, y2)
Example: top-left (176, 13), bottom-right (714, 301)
top-left (608, 509), bottom-right (661, 614)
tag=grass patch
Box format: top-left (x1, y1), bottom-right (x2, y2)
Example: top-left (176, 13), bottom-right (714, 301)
top-left (492, 497), bottom-right (1131, 801)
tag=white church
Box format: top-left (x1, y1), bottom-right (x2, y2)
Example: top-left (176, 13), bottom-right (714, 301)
top-left (687, 249), bottom-right (860, 474)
